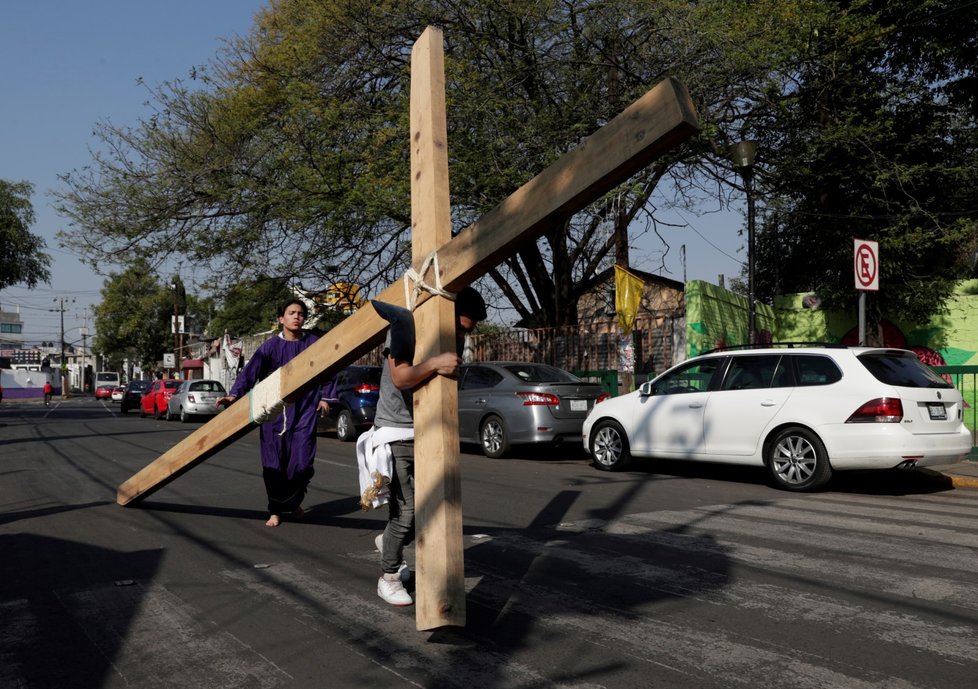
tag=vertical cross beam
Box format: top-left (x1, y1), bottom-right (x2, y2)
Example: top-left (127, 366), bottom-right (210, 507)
top-left (409, 27), bottom-right (465, 631)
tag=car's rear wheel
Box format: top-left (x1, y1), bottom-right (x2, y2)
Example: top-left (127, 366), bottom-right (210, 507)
top-left (153, 404), bottom-right (162, 420)
top-left (336, 409), bottom-right (356, 442)
top-left (180, 408), bottom-right (189, 423)
top-left (480, 415), bottom-right (509, 458)
top-left (590, 420), bottom-right (632, 471)
top-left (766, 426), bottom-right (832, 491)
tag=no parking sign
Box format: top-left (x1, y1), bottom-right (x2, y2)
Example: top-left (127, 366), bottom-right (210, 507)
top-left (854, 239), bottom-right (879, 291)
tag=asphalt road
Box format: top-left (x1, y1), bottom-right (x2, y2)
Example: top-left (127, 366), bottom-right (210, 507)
top-left (2, 396), bottom-right (978, 689)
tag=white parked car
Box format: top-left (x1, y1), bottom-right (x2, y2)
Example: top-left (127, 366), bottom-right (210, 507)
top-left (582, 346), bottom-right (971, 491)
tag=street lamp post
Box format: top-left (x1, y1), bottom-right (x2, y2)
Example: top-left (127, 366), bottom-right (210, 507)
top-left (730, 140), bottom-right (759, 344)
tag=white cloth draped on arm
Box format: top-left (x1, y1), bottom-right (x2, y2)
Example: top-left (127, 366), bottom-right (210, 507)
top-left (355, 425), bottom-right (415, 510)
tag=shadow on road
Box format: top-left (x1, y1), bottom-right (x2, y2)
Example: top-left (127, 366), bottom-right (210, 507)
top-left (137, 494), bottom-right (365, 525)
top-left (0, 500), bottom-right (111, 527)
top-left (412, 480), bottom-right (740, 686)
top-left (0, 533), bottom-right (162, 689)
top-left (541, 454), bottom-right (955, 498)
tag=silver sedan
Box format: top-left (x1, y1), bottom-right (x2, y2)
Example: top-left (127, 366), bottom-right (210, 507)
top-left (166, 379), bottom-right (227, 422)
top-left (458, 362), bottom-right (609, 458)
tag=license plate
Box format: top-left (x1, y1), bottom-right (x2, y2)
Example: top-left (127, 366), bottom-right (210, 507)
top-left (570, 399), bottom-right (588, 412)
top-left (927, 403), bottom-right (947, 420)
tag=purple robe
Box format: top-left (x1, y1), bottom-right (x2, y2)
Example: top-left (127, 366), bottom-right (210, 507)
top-left (230, 332), bottom-right (324, 483)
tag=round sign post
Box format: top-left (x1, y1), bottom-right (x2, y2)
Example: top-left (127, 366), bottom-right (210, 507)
top-left (854, 239), bottom-right (879, 345)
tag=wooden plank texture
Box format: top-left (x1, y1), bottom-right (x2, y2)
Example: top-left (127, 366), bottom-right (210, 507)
top-left (408, 27), bottom-right (466, 630)
top-left (117, 75), bottom-right (698, 507)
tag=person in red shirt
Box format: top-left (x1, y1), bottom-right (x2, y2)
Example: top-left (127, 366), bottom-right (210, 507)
top-left (43, 381), bottom-right (53, 406)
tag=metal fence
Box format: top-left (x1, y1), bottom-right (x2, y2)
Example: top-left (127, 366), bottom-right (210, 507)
top-left (353, 315), bottom-right (682, 378)
top-left (465, 316), bottom-right (682, 376)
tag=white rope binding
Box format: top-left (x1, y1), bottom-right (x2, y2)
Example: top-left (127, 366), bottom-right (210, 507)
top-left (403, 250), bottom-right (455, 311)
top-left (249, 368), bottom-right (287, 428)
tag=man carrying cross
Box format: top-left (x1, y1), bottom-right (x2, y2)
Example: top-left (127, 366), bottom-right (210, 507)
top-left (366, 287), bottom-right (487, 606)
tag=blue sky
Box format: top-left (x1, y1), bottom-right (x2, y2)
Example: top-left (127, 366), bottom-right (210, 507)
top-left (0, 0), bottom-right (269, 345)
top-left (1, 0), bottom-right (745, 345)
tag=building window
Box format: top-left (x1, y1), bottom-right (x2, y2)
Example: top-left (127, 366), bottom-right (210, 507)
top-left (1, 323), bottom-right (24, 334)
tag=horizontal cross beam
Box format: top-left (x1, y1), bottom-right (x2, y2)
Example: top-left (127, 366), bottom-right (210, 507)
top-left (116, 76), bottom-right (698, 506)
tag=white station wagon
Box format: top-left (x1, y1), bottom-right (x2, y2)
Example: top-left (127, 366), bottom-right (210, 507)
top-left (582, 346), bottom-right (971, 491)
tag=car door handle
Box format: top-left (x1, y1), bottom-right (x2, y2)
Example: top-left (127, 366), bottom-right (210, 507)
top-left (761, 400), bottom-right (778, 407)
top-left (476, 398), bottom-right (487, 405)
top-left (688, 402), bottom-right (703, 409)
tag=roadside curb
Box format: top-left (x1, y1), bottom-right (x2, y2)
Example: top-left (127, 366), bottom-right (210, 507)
top-left (943, 473), bottom-right (978, 490)
top-left (917, 468), bottom-right (978, 490)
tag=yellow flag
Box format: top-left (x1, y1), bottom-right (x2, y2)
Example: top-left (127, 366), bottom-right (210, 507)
top-left (614, 265), bottom-right (644, 335)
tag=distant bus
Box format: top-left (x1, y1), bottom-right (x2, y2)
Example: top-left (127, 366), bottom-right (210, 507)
top-left (94, 371), bottom-right (121, 399)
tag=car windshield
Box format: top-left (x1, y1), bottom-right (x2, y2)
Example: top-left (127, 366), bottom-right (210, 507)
top-left (500, 364), bottom-right (581, 383)
top-left (189, 381), bottom-right (226, 393)
top-left (164, 381), bottom-right (183, 390)
top-left (858, 350), bottom-right (953, 388)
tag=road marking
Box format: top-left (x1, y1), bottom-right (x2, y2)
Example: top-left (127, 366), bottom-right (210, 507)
top-left (7, 491), bottom-right (976, 687)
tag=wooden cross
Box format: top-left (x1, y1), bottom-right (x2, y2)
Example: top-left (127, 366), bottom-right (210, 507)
top-left (116, 27), bottom-right (699, 631)
top-left (408, 28), bottom-right (466, 629)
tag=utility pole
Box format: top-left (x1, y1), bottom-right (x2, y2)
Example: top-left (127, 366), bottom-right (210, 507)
top-left (80, 327), bottom-right (89, 392)
top-left (51, 297), bottom-right (75, 397)
top-left (171, 282), bottom-right (179, 378)
top-left (81, 306), bottom-right (93, 391)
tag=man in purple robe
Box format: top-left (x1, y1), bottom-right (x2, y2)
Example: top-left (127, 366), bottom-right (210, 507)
top-left (217, 299), bottom-right (331, 527)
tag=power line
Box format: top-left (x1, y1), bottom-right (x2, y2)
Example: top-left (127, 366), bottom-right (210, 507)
top-left (671, 208), bottom-right (744, 266)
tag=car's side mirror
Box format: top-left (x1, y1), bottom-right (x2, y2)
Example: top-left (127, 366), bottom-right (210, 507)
top-left (639, 381), bottom-right (655, 396)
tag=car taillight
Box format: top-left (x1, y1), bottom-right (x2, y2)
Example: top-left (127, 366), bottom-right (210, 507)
top-left (846, 397), bottom-right (903, 423)
top-left (354, 384), bottom-right (380, 394)
top-left (516, 392), bottom-right (560, 406)
top-left (596, 393), bottom-right (610, 404)
top-left (187, 394), bottom-right (197, 403)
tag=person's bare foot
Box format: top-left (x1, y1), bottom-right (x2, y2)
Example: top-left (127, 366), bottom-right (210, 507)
top-left (265, 514), bottom-right (281, 527)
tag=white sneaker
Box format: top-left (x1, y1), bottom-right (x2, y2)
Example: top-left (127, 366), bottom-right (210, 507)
top-left (377, 574), bottom-right (413, 606)
top-left (375, 533), bottom-right (412, 582)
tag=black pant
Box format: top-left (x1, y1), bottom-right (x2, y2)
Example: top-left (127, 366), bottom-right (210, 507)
top-left (262, 467), bottom-right (313, 516)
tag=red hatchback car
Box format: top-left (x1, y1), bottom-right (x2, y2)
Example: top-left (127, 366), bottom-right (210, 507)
top-left (140, 379), bottom-right (184, 419)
